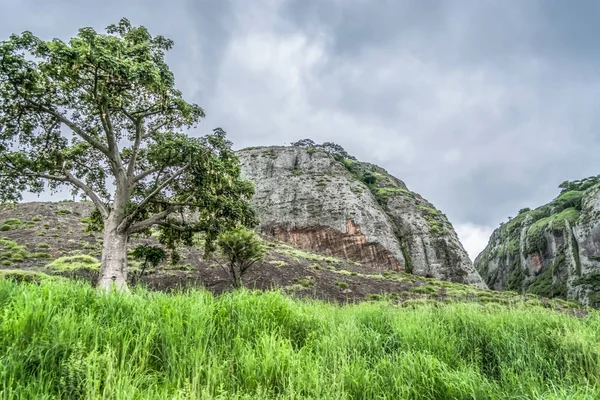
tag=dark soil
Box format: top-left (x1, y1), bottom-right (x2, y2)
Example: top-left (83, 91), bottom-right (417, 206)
top-left (0, 202), bottom-right (589, 314)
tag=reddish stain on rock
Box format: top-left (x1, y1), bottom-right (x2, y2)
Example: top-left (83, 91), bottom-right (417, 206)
top-left (261, 219), bottom-right (403, 271)
top-left (530, 252), bottom-right (543, 274)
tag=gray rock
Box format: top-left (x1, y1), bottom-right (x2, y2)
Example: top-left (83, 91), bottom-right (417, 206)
top-left (475, 178), bottom-right (600, 306)
top-left (238, 146), bottom-right (486, 288)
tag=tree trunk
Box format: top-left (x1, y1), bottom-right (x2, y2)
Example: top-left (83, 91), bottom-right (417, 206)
top-left (98, 220), bottom-right (129, 292)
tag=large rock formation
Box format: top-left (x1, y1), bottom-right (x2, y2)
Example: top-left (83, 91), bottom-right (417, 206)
top-left (475, 176), bottom-right (600, 306)
top-left (238, 145), bottom-right (486, 288)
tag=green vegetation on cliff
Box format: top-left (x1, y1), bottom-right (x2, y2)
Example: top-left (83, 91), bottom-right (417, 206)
top-left (0, 279), bottom-right (598, 399)
top-left (292, 140), bottom-right (451, 238)
top-left (476, 175), bottom-right (600, 303)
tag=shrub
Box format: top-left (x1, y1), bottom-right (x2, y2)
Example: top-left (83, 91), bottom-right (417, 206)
top-left (10, 254), bottom-right (25, 262)
top-left (296, 278), bottom-right (313, 288)
top-left (130, 244), bottom-right (167, 284)
top-left (30, 252), bottom-right (52, 259)
top-left (410, 285), bottom-right (438, 295)
top-left (335, 281), bottom-right (349, 289)
top-left (0, 225), bottom-right (10, 231)
top-left (0, 269), bottom-right (51, 282)
top-left (46, 255), bottom-right (100, 272)
top-left (55, 209), bottom-right (72, 215)
top-left (216, 227), bottom-right (265, 288)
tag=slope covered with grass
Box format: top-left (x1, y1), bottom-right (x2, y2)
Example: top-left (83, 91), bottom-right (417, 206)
top-left (0, 280), bottom-right (599, 399)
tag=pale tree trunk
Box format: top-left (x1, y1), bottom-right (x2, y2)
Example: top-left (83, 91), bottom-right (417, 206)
top-left (98, 217), bottom-right (129, 292)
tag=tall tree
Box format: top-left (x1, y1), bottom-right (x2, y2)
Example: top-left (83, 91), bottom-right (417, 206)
top-left (0, 18), bottom-right (256, 291)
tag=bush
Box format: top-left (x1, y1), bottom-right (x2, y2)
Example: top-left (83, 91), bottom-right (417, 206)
top-left (130, 244), bottom-right (167, 284)
top-left (46, 255), bottom-right (100, 272)
top-left (555, 190), bottom-right (584, 210)
top-left (55, 209), bottom-right (72, 215)
top-left (0, 225), bottom-right (10, 231)
top-left (335, 281), bottom-right (349, 289)
top-left (216, 227), bottom-right (265, 288)
top-left (10, 254), bottom-right (24, 262)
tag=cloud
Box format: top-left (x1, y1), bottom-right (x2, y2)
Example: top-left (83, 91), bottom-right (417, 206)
top-left (455, 223), bottom-right (495, 261)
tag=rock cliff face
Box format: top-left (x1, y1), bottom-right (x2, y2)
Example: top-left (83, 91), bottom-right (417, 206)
top-left (475, 177), bottom-right (600, 306)
top-left (238, 146), bottom-right (486, 288)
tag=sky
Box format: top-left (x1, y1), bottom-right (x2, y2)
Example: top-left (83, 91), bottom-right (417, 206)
top-left (1, 0), bottom-right (599, 260)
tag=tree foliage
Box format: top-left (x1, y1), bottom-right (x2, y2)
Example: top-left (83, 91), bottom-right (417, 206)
top-left (291, 139), bottom-right (355, 160)
top-left (558, 176), bottom-right (600, 194)
top-left (130, 243), bottom-right (167, 284)
top-left (0, 18), bottom-right (257, 268)
top-left (216, 226), bottom-right (265, 288)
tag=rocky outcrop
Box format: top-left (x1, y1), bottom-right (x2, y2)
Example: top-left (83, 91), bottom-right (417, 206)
top-left (238, 146), bottom-right (486, 288)
top-left (475, 177), bottom-right (600, 306)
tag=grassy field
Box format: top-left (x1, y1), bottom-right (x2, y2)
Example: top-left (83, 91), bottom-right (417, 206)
top-left (0, 279), bottom-right (599, 399)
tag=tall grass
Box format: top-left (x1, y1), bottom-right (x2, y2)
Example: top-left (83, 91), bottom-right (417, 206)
top-left (0, 279), bottom-right (598, 399)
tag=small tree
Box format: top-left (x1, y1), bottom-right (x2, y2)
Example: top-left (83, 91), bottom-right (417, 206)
top-left (0, 18), bottom-right (256, 291)
top-left (130, 243), bottom-right (167, 284)
top-left (291, 138), bottom-right (316, 148)
top-left (216, 226), bottom-right (265, 288)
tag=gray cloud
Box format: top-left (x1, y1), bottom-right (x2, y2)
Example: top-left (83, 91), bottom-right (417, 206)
top-left (1, 0), bottom-right (599, 258)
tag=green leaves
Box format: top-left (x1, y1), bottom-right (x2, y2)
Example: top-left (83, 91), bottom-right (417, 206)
top-left (131, 243), bottom-right (167, 268)
top-left (218, 227), bottom-right (265, 264)
top-left (217, 226), bottom-right (265, 287)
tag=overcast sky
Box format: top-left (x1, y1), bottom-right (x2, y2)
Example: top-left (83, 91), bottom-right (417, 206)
top-left (2, 0), bottom-right (599, 259)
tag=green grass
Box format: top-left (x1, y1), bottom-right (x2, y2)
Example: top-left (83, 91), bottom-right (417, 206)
top-left (0, 238), bottom-right (30, 262)
top-left (0, 280), bottom-right (598, 399)
top-left (55, 209), bottom-right (72, 215)
top-left (373, 187), bottom-right (413, 201)
top-left (45, 255), bottom-right (100, 272)
top-left (335, 281), bottom-right (349, 289)
top-left (0, 269), bottom-right (52, 282)
top-left (1, 218), bottom-right (21, 227)
top-left (274, 243), bottom-right (343, 264)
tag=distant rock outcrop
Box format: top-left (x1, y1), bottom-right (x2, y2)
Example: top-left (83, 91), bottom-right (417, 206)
top-left (475, 176), bottom-right (600, 306)
top-left (238, 145), bottom-right (486, 288)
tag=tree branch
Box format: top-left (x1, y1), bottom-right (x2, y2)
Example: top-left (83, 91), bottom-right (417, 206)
top-left (126, 209), bottom-right (173, 234)
top-left (126, 117), bottom-right (143, 180)
top-left (62, 168), bottom-right (109, 218)
top-left (2, 70), bottom-right (112, 158)
top-left (132, 167), bottom-right (161, 183)
top-left (28, 101), bottom-right (112, 158)
top-left (2, 157), bottom-right (109, 218)
top-left (118, 165), bottom-right (189, 233)
top-left (99, 100), bottom-right (123, 170)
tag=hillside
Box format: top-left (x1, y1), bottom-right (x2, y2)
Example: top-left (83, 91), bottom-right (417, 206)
top-left (238, 145), bottom-right (485, 288)
top-left (475, 176), bottom-right (600, 306)
top-left (0, 201), bottom-right (579, 309)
